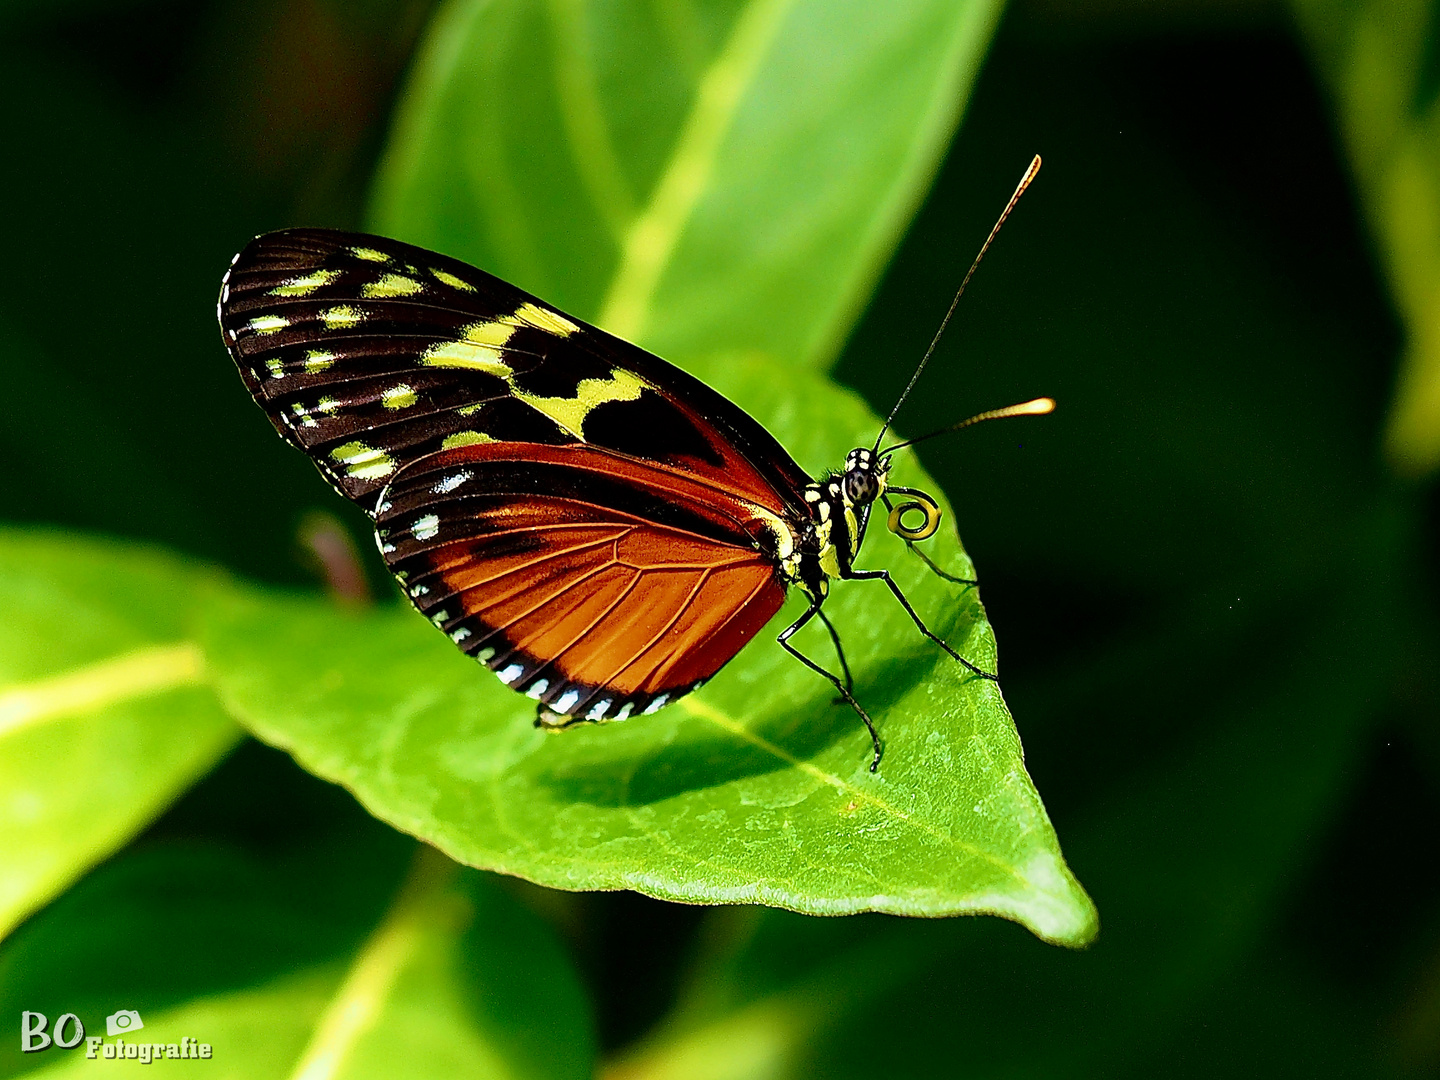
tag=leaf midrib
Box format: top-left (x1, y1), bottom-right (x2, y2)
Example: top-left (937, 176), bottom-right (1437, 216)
top-left (596, 0), bottom-right (795, 340)
top-left (679, 695), bottom-right (1035, 888)
top-left (0, 642), bottom-right (205, 737)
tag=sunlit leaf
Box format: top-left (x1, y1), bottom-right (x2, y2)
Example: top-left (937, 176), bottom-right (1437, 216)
top-left (0, 532), bottom-right (241, 941)
top-left (371, 0), bottom-right (1005, 371)
top-left (1, 838), bottom-right (591, 1080)
top-left (198, 356), bottom-right (1093, 944)
top-left (177, 0), bottom-right (1094, 944)
top-left (601, 552), bottom-right (1397, 1079)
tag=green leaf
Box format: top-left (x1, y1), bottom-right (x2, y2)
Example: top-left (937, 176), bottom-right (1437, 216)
top-left (185, 0), bottom-right (1092, 944)
top-left (602, 538), bottom-right (1399, 1079)
top-left (1291, 0), bottom-right (1440, 474)
top-left (199, 356), bottom-right (1094, 944)
top-left (0, 531), bottom-right (241, 942)
top-left (1, 834), bottom-right (592, 1080)
top-left (370, 0), bottom-right (1005, 371)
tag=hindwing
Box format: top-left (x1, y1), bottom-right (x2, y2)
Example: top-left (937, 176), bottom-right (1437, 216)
top-left (377, 442), bottom-right (789, 720)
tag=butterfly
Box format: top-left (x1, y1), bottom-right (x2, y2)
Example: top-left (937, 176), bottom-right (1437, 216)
top-left (217, 157), bottom-right (1049, 771)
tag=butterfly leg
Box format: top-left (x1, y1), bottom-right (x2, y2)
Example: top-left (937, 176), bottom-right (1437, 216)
top-left (815, 606), bottom-right (854, 697)
top-left (845, 568), bottom-right (997, 681)
top-left (778, 602), bottom-right (883, 771)
top-left (881, 495), bottom-right (976, 586)
top-left (907, 541), bottom-right (977, 587)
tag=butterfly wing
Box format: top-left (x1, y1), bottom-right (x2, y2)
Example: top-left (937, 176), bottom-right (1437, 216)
top-left (378, 442), bottom-right (789, 720)
top-left (218, 229), bottom-right (811, 518)
top-left (219, 229), bottom-right (808, 716)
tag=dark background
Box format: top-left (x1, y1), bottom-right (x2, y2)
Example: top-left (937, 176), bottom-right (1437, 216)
top-left (1, 0), bottom-right (1436, 1072)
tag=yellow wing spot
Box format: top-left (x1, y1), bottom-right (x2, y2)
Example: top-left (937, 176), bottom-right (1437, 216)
top-left (422, 341), bottom-right (511, 373)
top-left (513, 368), bottom-right (645, 438)
top-left (321, 306), bottom-right (363, 329)
top-left (421, 320), bottom-right (520, 373)
top-left (246, 314), bottom-right (289, 335)
top-left (304, 350), bottom-right (336, 373)
top-left (270, 269), bottom-right (340, 297)
top-left (362, 273), bottom-right (424, 299)
top-left (514, 302), bottom-right (579, 336)
top-left (441, 430), bottom-right (495, 449)
top-left (430, 268), bottom-right (476, 292)
top-left (264, 357), bottom-right (286, 379)
top-left (463, 320), bottom-right (521, 346)
top-left (382, 384), bottom-right (418, 410)
top-left (329, 440), bottom-right (395, 480)
top-left (350, 246), bottom-right (390, 263)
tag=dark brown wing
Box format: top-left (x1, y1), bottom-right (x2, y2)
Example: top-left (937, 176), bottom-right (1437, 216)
top-left (218, 229), bottom-right (812, 521)
top-left (377, 442), bottom-right (790, 720)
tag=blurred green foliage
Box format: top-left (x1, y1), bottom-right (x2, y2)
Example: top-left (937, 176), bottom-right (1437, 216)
top-left (1, 0), bottom-right (1438, 1077)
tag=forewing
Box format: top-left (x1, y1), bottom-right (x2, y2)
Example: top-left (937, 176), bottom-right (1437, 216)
top-left (377, 443), bottom-right (789, 719)
top-left (218, 229), bottom-right (812, 517)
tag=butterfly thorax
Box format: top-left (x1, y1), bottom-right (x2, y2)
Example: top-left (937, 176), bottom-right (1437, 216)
top-left (792, 447), bottom-right (889, 601)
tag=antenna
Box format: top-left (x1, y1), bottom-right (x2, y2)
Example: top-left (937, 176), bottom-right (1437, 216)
top-left (872, 154), bottom-right (1043, 452)
top-left (880, 396), bottom-right (1054, 456)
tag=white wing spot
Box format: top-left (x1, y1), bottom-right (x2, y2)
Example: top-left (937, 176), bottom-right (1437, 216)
top-left (434, 471), bottom-right (472, 495)
top-left (450, 627), bottom-right (471, 643)
top-left (525, 679), bottom-right (550, 700)
top-left (476, 647), bottom-right (496, 663)
top-left (586, 699), bottom-right (612, 721)
top-left (555, 689), bottom-right (580, 713)
top-left (498, 663), bottom-right (524, 685)
top-left (642, 694), bottom-right (669, 715)
top-left (412, 514), bottom-right (440, 540)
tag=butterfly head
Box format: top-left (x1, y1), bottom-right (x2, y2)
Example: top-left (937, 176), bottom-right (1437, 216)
top-left (841, 447), bottom-right (889, 506)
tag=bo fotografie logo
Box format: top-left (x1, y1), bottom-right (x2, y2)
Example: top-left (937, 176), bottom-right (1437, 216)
top-left (21, 1010), bottom-right (213, 1061)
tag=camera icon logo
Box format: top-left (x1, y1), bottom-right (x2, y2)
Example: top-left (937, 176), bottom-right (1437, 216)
top-left (105, 1010), bottom-right (143, 1037)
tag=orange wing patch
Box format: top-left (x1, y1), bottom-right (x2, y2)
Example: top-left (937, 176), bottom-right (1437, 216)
top-left (378, 443), bottom-right (795, 720)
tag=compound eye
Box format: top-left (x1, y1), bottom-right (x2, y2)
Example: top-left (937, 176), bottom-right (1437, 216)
top-left (844, 470), bottom-right (875, 504)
